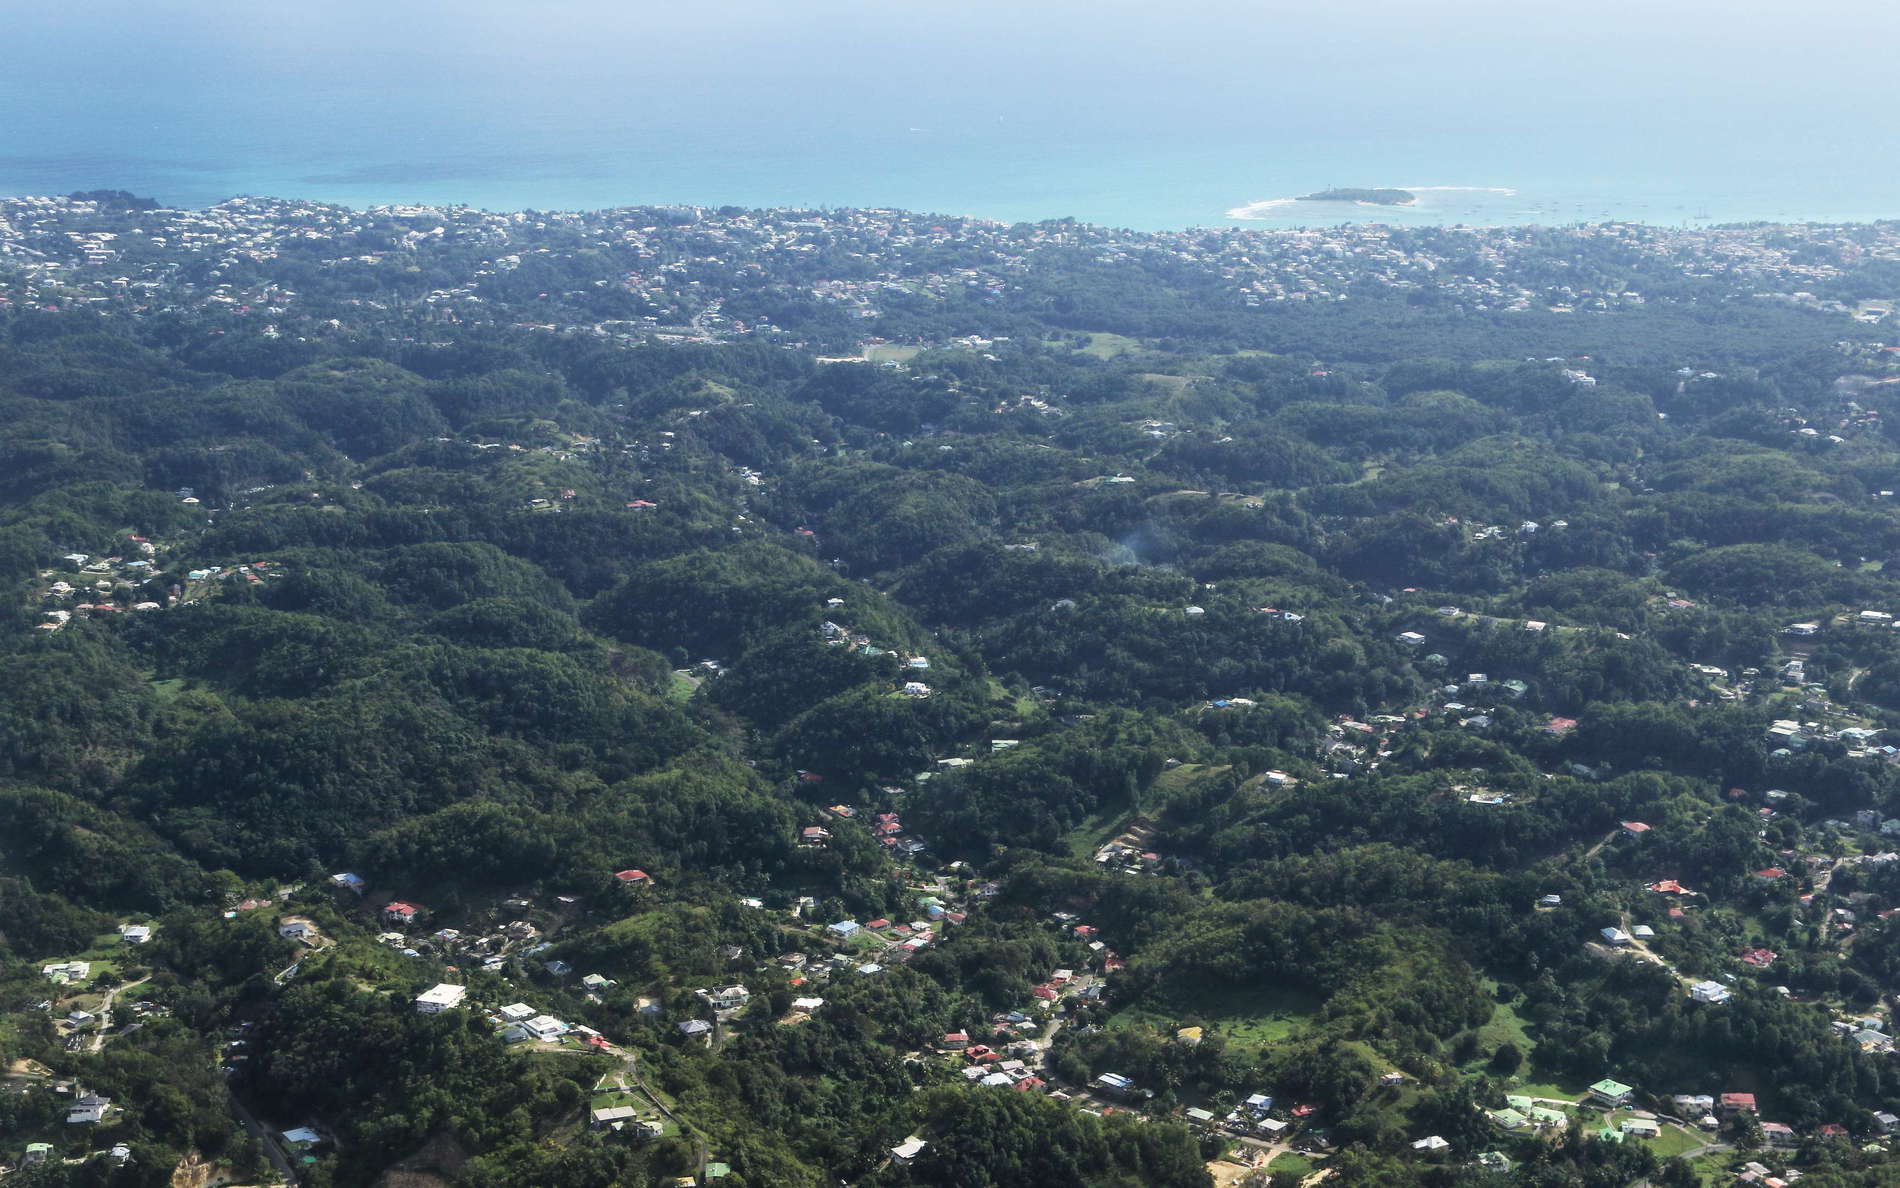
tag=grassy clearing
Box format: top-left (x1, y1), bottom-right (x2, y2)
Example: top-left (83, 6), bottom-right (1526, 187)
top-left (864, 344), bottom-right (921, 364)
top-left (666, 672), bottom-right (699, 704)
top-left (590, 1090), bottom-right (641, 1111)
top-left (1064, 807), bottom-right (1132, 860)
top-left (1077, 332), bottom-right (1140, 359)
top-left (1267, 1152), bottom-right (1316, 1177)
top-left (1110, 981), bottom-right (1321, 1051)
top-left (1642, 1122), bottom-right (1707, 1158)
top-left (1508, 1071), bottom-right (1592, 1103)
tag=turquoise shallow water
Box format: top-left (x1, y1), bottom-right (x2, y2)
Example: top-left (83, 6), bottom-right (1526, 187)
top-left (4, 1), bottom-right (1897, 229)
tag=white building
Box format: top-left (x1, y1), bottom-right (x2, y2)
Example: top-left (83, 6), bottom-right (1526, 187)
top-left (415, 984), bottom-right (467, 1013)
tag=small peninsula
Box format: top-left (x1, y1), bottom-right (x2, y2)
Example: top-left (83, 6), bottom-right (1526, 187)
top-left (1297, 187), bottom-right (1416, 205)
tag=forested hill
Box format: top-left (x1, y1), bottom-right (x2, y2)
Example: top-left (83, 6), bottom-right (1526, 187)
top-left (4, 195), bottom-right (1900, 1187)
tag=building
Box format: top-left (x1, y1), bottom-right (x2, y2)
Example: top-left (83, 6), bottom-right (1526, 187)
top-left (891, 1137), bottom-right (927, 1164)
top-left (1721, 1092), bottom-right (1759, 1115)
top-left (119, 923), bottom-right (152, 944)
top-left (1690, 980), bottom-right (1731, 1004)
top-left (1589, 1079), bottom-right (1633, 1108)
top-left (383, 901), bottom-right (419, 925)
top-left (499, 1002), bottom-right (536, 1023)
top-left (415, 984), bottom-right (467, 1013)
top-left (592, 1104), bottom-right (639, 1128)
top-left (278, 917), bottom-right (316, 940)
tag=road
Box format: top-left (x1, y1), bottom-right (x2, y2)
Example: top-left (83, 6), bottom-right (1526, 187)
top-left (227, 1087), bottom-right (298, 1185)
top-left (688, 300), bottom-right (723, 340)
top-left (88, 976), bottom-right (149, 1053)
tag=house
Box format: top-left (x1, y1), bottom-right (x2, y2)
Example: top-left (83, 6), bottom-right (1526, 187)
top-left (1491, 1108), bottom-right (1530, 1131)
top-left (383, 901), bottom-right (420, 925)
top-left (1538, 894), bottom-right (1563, 908)
top-left (119, 923), bottom-right (152, 945)
top-left (941, 1031), bottom-right (970, 1049)
top-left (1093, 1072), bottom-right (1137, 1097)
top-left (1600, 927), bottom-right (1632, 946)
top-left (1761, 1121), bottom-right (1797, 1146)
top-left (1396, 631), bottom-right (1427, 647)
top-left (499, 1002), bottom-right (536, 1023)
top-left (281, 1127), bottom-right (321, 1146)
top-left (415, 984), bottom-right (467, 1014)
top-left (827, 920), bottom-right (861, 939)
top-left (1872, 1111), bottom-right (1898, 1135)
top-left (1412, 1135), bottom-right (1450, 1151)
top-left (902, 681), bottom-right (933, 698)
top-left (43, 960), bottom-right (91, 985)
top-left (1630, 924), bottom-right (1655, 940)
top-left (1691, 980), bottom-right (1731, 1004)
top-left (891, 1137), bottom-right (927, 1164)
top-left (701, 985), bottom-right (750, 1011)
top-left (592, 1105), bottom-right (639, 1128)
top-left (523, 1015), bottom-right (567, 1042)
top-left (1620, 1118), bottom-right (1660, 1138)
top-left (790, 996), bottom-right (824, 1013)
top-left (614, 869), bottom-right (652, 888)
top-left (1244, 1093), bottom-right (1274, 1115)
top-left (1184, 1107), bottom-right (1216, 1125)
top-left (67, 1093), bottom-right (110, 1124)
top-left (1740, 948), bottom-right (1778, 968)
top-left (1720, 1092), bottom-right (1758, 1115)
top-left (23, 1143), bottom-right (52, 1165)
top-left (278, 917), bottom-right (316, 940)
top-left (582, 973), bottom-right (612, 992)
top-left (544, 959), bottom-right (573, 977)
top-left (1620, 821), bottom-right (1651, 838)
top-left (678, 1019), bottom-right (713, 1039)
top-left (330, 872), bottom-right (366, 894)
top-left (1589, 1079), bottom-right (1633, 1108)
top-left (800, 826), bottom-right (831, 846)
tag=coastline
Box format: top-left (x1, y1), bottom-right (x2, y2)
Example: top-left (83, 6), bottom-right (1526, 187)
top-left (1227, 185), bottom-right (1519, 223)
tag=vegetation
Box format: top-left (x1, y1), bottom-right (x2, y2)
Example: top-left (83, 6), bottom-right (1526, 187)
top-left (1, 194), bottom-right (1900, 1186)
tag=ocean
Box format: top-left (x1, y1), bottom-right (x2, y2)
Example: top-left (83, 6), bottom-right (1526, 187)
top-left (4, 0), bottom-right (1897, 230)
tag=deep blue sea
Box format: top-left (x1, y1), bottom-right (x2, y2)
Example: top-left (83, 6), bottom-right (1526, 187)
top-left (4, 0), bottom-right (1897, 230)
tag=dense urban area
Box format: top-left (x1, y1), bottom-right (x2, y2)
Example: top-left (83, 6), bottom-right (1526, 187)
top-left (6, 190), bottom-right (1900, 1187)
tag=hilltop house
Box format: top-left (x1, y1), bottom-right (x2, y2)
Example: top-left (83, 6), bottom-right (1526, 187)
top-left (415, 984), bottom-right (467, 1014)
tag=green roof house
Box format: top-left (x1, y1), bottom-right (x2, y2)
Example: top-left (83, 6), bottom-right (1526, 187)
top-left (1589, 1078), bottom-right (1633, 1108)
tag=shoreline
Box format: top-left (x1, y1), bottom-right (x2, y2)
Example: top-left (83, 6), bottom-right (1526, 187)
top-left (1227, 185), bottom-right (1518, 221)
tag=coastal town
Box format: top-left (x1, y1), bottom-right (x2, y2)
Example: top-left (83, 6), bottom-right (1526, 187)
top-left (0, 194), bottom-right (1894, 360)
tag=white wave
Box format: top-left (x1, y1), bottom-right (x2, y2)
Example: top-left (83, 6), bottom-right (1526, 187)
top-left (1225, 197), bottom-right (1300, 219)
